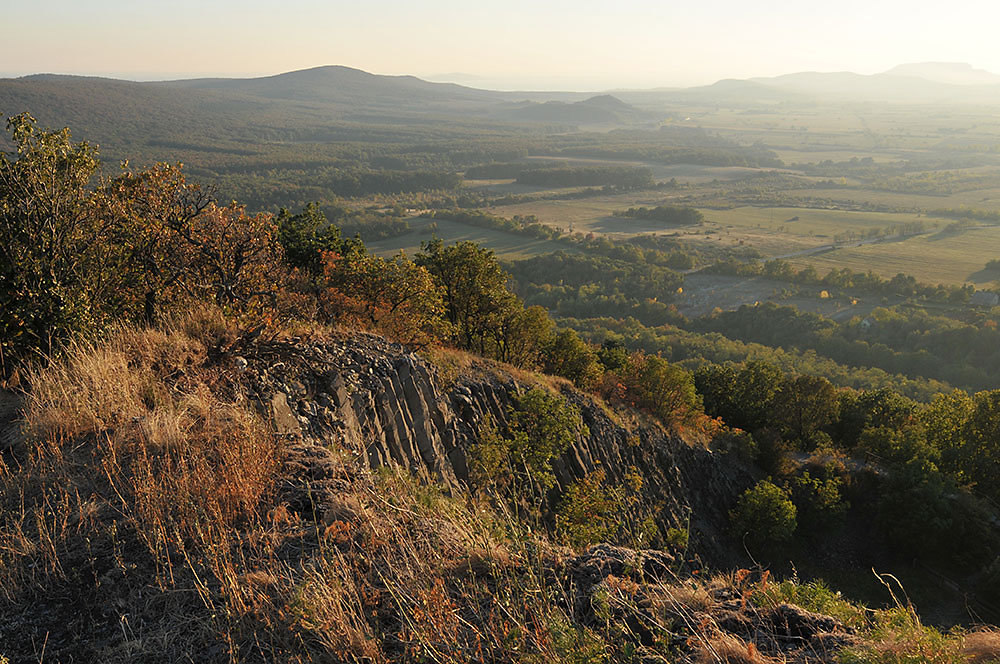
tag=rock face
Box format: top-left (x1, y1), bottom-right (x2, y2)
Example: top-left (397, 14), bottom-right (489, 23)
top-left (240, 332), bottom-right (753, 564)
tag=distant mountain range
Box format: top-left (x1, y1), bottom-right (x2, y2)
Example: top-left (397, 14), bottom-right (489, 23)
top-left (2, 62), bottom-right (999, 157)
top-left (0, 66), bottom-right (648, 155)
top-left (502, 94), bottom-right (641, 123)
top-left (884, 62), bottom-right (1000, 86)
top-left (659, 62), bottom-right (1000, 105)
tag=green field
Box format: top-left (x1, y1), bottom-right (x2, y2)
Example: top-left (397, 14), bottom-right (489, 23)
top-left (789, 224), bottom-right (1000, 285)
top-left (489, 194), bottom-right (946, 259)
top-left (488, 193), bottom-right (676, 234)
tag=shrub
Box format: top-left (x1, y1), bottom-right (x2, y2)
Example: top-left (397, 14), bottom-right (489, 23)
top-left (713, 429), bottom-right (759, 463)
top-left (556, 470), bottom-right (621, 548)
top-left (785, 471), bottom-right (848, 533)
top-left (730, 480), bottom-right (797, 547)
top-left (618, 353), bottom-right (702, 429)
top-left (470, 387), bottom-right (587, 495)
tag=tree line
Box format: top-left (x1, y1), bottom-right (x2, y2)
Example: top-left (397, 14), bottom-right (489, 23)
top-left (612, 205), bottom-right (705, 226)
top-left (704, 257), bottom-right (975, 303)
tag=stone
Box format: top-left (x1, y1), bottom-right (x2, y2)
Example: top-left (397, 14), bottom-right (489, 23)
top-left (769, 603), bottom-right (848, 639)
top-left (270, 392), bottom-right (301, 437)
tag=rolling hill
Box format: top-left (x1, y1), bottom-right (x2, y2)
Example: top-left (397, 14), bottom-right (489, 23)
top-left (503, 94), bottom-right (640, 123)
top-left (161, 65), bottom-right (501, 106)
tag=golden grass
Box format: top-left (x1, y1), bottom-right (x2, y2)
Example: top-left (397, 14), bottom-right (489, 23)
top-left (0, 312), bottom-right (286, 659)
top-left (0, 311), bottom-right (599, 661)
top-left (693, 633), bottom-right (778, 664)
top-left (963, 629), bottom-right (1000, 664)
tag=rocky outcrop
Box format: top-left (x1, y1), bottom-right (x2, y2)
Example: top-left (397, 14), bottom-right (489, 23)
top-left (238, 332), bottom-right (753, 565)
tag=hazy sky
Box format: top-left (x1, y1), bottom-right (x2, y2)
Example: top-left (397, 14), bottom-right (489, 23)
top-left (4, 0), bottom-right (1000, 89)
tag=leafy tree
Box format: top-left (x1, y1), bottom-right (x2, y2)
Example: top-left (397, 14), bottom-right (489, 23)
top-left (0, 114), bottom-right (293, 375)
top-left (730, 480), bottom-right (797, 547)
top-left (712, 428), bottom-right (759, 463)
top-left (490, 304), bottom-right (553, 369)
top-left (785, 471), bottom-right (848, 533)
top-left (100, 162), bottom-right (213, 322)
top-left (332, 251), bottom-right (448, 348)
top-left (615, 205), bottom-right (704, 225)
top-left (920, 389), bottom-right (973, 476)
top-left (772, 375), bottom-right (839, 446)
top-left (276, 202), bottom-right (344, 276)
top-left (0, 113), bottom-right (104, 366)
top-left (621, 354), bottom-right (701, 428)
top-left (754, 428), bottom-right (794, 477)
top-left (173, 202), bottom-right (285, 313)
top-left (470, 387), bottom-right (586, 495)
top-left (838, 388), bottom-right (916, 448)
top-left (877, 458), bottom-right (995, 566)
top-left (416, 239), bottom-right (518, 355)
top-left (544, 329), bottom-right (603, 389)
top-left (857, 423), bottom-right (938, 468)
top-left (597, 338), bottom-right (630, 374)
top-left (735, 361), bottom-right (784, 431)
top-left (962, 390), bottom-right (1000, 501)
top-left (695, 364), bottom-right (739, 424)
top-left (556, 469), bottom-right (621, 548)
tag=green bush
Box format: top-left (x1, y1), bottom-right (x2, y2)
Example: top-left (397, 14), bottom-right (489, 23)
top-left (730, 480), bottom-right (797, 547)
top-left (785, 471), bottom-right (848, 532)
top-left (712, 429), bottom-right (759, 463)
top-left (556, 470), bottom-right (621, 548)
top-left (544, 329), bottom-right (604, 389)
top-left (470, 387), bottom-right (587, 494)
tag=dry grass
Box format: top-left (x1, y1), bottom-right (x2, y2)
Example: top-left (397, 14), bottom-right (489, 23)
top-left (419, 344), bottom-right (482, 389)
top-left (0, 313), bottom-right (600, 661)
top-left (693, 633), bottom-right (778, 664)
top-left (0, 311), bottom-right (286, 660)
top-left (964, 628), bottom-right (1000, 663)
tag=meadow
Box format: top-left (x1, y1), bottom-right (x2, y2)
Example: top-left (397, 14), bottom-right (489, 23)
top-left (789, 223), bottom-right (1000, 286)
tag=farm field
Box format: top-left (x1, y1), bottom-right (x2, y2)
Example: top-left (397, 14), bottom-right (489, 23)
top-left (487, 192), bottom-right (680, 234)
top-left (770, 148), bottom-right (901, 164)
top-left (518, 154), bottom-right (774, 183)
top-left (489, 195), bottom-right (946, 260)
top-left (699, 206), bottom-right (932, 238)
top-left (786, 185), bottom-right (1000, 211)
top-left (788, 224), bottom-right (1000, 285)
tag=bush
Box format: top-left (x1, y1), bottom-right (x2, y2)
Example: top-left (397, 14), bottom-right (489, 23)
top-left (556, 470), bottom-right (621, 548)
top-left (712, 429), bottom-right (759, 463)
top-left (0, 115), bottom-right (287, 374)
top-left (730, 480), bottom-right (797, 547)
top-left (619, 354), bottom-right (702, 429)
top-left (785, 471), bottom-right (848, 533)
top-left (470, 387), bottom-right (587, 495)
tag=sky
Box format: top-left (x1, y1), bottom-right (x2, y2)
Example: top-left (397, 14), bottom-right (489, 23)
top-left (4, 0), bottom-right (1000, 90)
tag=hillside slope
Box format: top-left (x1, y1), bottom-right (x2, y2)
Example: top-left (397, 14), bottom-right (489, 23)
top-left (2, 320), bottom-right (998, 662)
top-left (236, 329), bottom-right (750, 563)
